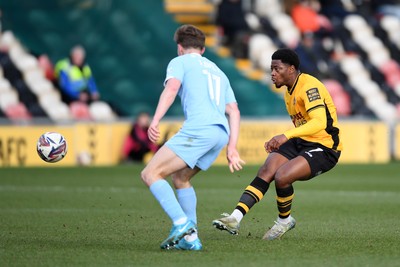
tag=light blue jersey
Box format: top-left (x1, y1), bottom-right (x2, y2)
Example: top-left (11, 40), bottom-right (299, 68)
top-left (165, 53), bottom-right (237, 134)
top-left (164, 53), bottom-right (237, 170)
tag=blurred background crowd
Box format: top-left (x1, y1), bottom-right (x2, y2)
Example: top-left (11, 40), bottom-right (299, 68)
top-left (0, 0), bottom-right (400, 162)
top-left (213, 0), bottom-right (400, 123)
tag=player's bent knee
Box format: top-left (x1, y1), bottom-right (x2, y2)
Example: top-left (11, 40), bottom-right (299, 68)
top-left (140, 168), bottom-right (153, 186)
top-left (274, 169), bottom-right (292, 188)
top-left (171, 176), bottom-right (190, 189)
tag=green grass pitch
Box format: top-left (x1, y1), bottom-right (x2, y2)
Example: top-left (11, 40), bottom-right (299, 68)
top-left (1, 163), bottom-right (399, 267)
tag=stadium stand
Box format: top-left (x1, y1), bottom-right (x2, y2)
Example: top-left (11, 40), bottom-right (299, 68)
top-left (69, 101), bottom-right (91, 120)
top-left (168, 0), bottom-right (400, 123)
top-left (89, 101), bottom-right (117, 121)
top-left (1, 0), bottom-right (286, 120)
top-left (0, 29), bottom-right (116, 122)
top-left (4, 102), bottom-right (32, 122)
top-left (5, 0), bottom-right (400, 122)
top-left (322, 79), bottom-right (351, 116)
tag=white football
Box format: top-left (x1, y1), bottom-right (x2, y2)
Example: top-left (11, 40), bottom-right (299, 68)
top-left (37, 132), bottom-right (68, 163)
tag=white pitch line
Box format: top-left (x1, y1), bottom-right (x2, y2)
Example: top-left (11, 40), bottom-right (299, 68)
top-left (296, 189), bottom-right (400, 197)
top-left (0, 208), bottom-right (136, 213)
top-left (0, 185), bottom-right (139, 193)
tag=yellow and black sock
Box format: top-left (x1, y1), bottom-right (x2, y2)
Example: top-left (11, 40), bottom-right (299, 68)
top-left (276, 185), bottom-right (294, 219)
top-left (235, 176), bottom-right (269, 216)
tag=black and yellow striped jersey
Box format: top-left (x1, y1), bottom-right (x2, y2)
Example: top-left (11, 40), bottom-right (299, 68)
top-left (283, 73), bottom-right (343, 151)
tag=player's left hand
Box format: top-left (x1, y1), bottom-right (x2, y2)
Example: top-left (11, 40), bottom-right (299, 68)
top-left (265, 134), bottom-right (288, 153)
top-left (148, 121), bottom-right (160, 143)
top-left (226, 147), bottom-right (245, 173)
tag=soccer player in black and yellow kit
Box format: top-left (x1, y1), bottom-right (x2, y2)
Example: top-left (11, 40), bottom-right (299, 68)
top-left (212, 48), bottom-right (343, 240)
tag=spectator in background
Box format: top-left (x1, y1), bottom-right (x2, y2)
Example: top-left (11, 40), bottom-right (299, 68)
top-left (319, 0), bottom-right (350, 21)
top-left (54, 45), bottom-right (100, 104)
top-left (294, 31), bottom-right (330, 79)
top-left (290, 0), bottom-right (333, 39)
top-left (289, 1), bottom-right (333, 80)
top-left (37, 54), bottom-right (56, 83)
top-left (122, 112), bottom-right (160, 163)
top-left (215, 0), bottom-right (250, 57)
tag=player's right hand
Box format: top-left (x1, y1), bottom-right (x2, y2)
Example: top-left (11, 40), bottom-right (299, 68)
top-left (265, 134), bottom-right (288, 152)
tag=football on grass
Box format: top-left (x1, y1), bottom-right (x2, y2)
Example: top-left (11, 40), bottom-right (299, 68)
top-left (37, 132), bottom-right (68, 163)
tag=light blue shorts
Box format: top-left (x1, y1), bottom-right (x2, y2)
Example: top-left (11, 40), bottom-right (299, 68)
top-left (166, 125), bottom-right (229, 170)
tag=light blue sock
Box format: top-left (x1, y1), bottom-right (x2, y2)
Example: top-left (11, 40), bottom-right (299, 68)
top-left (177, 187), bottom-right (197, 224)
top-left (149, 180), bottom-right (187, 225)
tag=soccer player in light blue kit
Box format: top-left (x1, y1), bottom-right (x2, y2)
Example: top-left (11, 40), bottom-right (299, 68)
top-left (141, 24), bottom-right (245, 251)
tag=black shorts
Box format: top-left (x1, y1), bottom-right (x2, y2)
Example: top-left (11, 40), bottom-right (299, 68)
top-left (275, 137), bottom-right (341, 178)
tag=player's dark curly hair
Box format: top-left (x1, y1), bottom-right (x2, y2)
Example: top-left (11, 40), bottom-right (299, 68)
top-left (271, 48), bottom-right (300, 70)
top-left (174, 24), bottom-right (205, 50)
